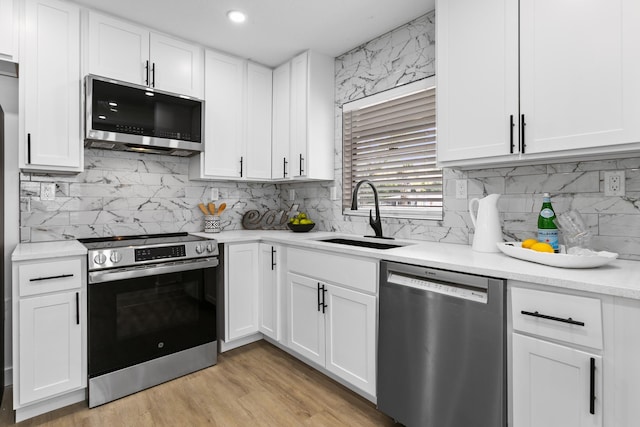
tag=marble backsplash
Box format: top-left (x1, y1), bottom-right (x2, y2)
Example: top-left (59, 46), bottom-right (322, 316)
top-left (19, 149), bottom-right (281, 241)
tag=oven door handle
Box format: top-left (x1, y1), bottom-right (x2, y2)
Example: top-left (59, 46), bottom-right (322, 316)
top-left (88, 257), bottom-right (219, 284)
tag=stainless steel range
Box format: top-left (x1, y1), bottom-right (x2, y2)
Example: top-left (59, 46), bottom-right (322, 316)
top-left (79, 232), bottom-right (218, 408)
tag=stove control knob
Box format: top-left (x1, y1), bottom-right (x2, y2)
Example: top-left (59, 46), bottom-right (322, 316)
top-left (110, 251), bottom-right (122, 264)
top-left (206, 243), bottom-right (215, 253)
top-left (94, 253), bottom-right (107, 265)
top-left (195, 244), bottom-right (204, 254)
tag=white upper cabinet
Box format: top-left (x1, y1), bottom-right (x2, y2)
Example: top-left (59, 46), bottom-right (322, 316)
top-left (20, 0), bottom-right (82, 173)
top-left (519, 0), bottom-right (640, 155)
top-left (436, 0), bottom-right (518, 163)
top-left (0, 0), bottom-right (17, 61)
top-left (190, 51), bottom-right (272, 180)
top-left (271, 62), bottom-right (291, 179)
top-left (274, 50), bottom-right (334, 181)
top-left (87, 11), bottom-right (203, 98)
top-left (437, 0), bottom-right (640, 167)
top-left (245, 62), bottom-right (273, 179)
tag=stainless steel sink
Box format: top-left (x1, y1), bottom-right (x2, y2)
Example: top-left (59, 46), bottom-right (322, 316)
top-left (318, 237), bottom-right (406, 250)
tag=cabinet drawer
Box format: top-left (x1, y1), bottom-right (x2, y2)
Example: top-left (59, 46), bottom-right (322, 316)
top-left (19, 258), bottom-right (83, 296)
top-left (287, 248), bottom-right (377, 293)
top-left (511, 287), bottom-right (602, 350)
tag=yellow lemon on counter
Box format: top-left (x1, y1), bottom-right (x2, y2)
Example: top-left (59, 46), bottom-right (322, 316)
top-left (522, 238), bottom-right (539, 249)
top-left (530, 242), bottom-right (554, 253)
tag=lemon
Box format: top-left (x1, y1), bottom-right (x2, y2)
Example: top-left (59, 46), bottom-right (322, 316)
top-left (297, 212), bottom-right (307, 219)
top-left (292, 219), bottom-right (300, 225)
top-left (300, 219), bottom-right (312, 225)
top-left (522, 238), bottom-right (538, 249)
top-left (530, 242), bottom-right (554, 253)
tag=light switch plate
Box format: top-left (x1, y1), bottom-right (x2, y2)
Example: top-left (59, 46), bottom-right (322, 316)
top-left (289, 189), bottom-right (296, 201)
top-left (210, 188), bottom-right (219, 201)
top-left (40, 182), bottom-right (56, 201)
top-left (455, 180), bottom-right (468, 199)
top-left (330, 186), bottom-right (338, 201)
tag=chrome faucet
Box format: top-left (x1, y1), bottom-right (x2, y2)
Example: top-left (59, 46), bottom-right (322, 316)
top-left (351, 179), bottom-right (386, 239)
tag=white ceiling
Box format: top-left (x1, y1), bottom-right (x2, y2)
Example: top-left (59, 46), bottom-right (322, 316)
top-left (72, 0), bottom-right (435, 68)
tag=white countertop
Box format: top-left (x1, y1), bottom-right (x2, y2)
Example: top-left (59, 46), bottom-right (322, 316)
top-left (192, 230), bottom-right (640, 299)
top-left (12, 240), bottom-right (87, 262)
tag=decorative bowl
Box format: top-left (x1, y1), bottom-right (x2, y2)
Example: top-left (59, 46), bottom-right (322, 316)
top-left (287, 223), bottom-right (315, 233)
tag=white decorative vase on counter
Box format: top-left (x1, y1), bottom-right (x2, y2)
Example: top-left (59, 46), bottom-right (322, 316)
top-left (469, 194), bottom-right (503, 252)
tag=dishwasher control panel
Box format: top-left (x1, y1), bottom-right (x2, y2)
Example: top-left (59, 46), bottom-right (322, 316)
top-left (387, 272), bottom-right (488, 303)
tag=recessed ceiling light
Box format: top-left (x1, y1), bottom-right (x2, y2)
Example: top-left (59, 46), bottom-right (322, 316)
top-left (227, 10), bottom-right (247, 24)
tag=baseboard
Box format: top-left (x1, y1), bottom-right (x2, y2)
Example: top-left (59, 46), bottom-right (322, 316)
top-left (219, 333), bottom-right (263, 353)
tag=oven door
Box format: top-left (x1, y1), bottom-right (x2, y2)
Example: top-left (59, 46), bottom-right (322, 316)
top-left (88, 258), bottom-right (217, 378)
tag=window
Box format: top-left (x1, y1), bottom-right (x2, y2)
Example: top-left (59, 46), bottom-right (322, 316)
top-left (342, 77), bottom-right (441, 219)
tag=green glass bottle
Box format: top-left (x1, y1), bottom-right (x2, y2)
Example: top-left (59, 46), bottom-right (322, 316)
top-left (537, 192), bottom-right (559, 252)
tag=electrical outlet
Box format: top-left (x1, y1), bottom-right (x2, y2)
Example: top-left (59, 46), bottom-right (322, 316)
top-left (455, 179), bottom-right (468, 199)
top-left (289, 189), bottom-right (296, 201)
top-left (604, 171), bottom-right (625, 196)
top-left (210, 188), bottom-right (219, 201)
top-left (330, 186), bottom-right (338, 201)
top-left (40, 182), bottom-right (56, 201)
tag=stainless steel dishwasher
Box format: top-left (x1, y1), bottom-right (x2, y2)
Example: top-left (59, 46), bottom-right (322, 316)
top-left (377, 261), bottom-right (506, 427)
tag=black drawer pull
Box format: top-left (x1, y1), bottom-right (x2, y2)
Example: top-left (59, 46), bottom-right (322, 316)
top-left (590, 357), bottom-right (596, 414)
top-left (76, 292), bottom-right (80, 325)
top-left (317, 283), bottom-right (322, 312)
top-left (29, 273), bottom-right (74, 282)
top-left (521, 310), bottom-right (585, 326)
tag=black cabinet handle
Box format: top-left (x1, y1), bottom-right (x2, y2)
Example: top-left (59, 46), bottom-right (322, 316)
top-left (590, 357), bottom-right (596, 414)
top-left (271, 247), bottom-right (276, 270)
top-left (521, 310), bottom-right (585, 326)
top-left (145, 60), bottom-right (150, 86)
top-left (520, 114), bottom-right (526, 153)
top-left (299, 153), bottom-right (304, 175)
top-left (239, 156), bottom-right (244, 177)
top-left (27, 133), bottom-right (31, 164)
top-left (283, 157), bottom-right (288, 178)
top-left (322, 285), bottom-right (327, 314)
top-left (29, 273), bottom-right (74, 282)
top-left (75, 292), bottom-right (80, 325)
top-left (317, 283), bottom-right (322, 312)
top-left (509, 115), bottom-right (515, 153)
top-left (151, 62), bottom-right (156, 87)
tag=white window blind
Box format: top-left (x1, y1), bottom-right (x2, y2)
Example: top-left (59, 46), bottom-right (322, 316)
top-left (342, 77), bottom-right (441, 217)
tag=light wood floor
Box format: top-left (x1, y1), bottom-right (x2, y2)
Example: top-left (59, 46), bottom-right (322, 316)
top-left (0, 341), bottom-right (395, 426)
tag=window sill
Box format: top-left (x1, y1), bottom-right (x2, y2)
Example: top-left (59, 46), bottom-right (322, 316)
top-left (343, 209), bottom-right (442, 221)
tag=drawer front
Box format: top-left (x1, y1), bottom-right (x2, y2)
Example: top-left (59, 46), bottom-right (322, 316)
top-left (287, 248), bottom-right (377, 293)
top-left (19, 258), bottom-right (83, 296)
top-left (511, 287), bottom-right (603, 349)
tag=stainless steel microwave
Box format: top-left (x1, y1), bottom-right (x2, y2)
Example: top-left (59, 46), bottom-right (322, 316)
top-left (84, 75), bottom-right (204, 157)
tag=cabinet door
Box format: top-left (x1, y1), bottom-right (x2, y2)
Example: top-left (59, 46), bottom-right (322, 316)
top-left (520, 0), bottom-right (640, 154)
top-left (150, 32), bottom-right (204, 98)
top-left (258, 244), bottom-right (279, 340)
top-left (245, 63), bottom-right (272, 179)
top-left (226, 243), bottom-right (259, 341)
top-left (436, 0), bottom-right (519, 164)
top-left (271, 62), bottom-right (291, 179)
top-left (324, 284), bottom-right (376, 396)
top-left (88, 12), bottom-right (149, 86)
top-left (512, 334), bottom-right (602, 427)
top-left (201, 50), bottom-right (245, 179)
top-left (290, 52), bottom-right (308, 178)
top-left (0, 0), bottom-right (15, 60)
top-left (22, 0), bottom-right (81, 172)
top-left (18, 291), bottom-right (83, 405)
top-left (286, 272), bottom-right (324, 365)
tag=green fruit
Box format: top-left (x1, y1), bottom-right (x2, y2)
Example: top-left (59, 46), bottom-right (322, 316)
top-left (292, 219), bottom-right (300, 225)
top-left (297, 212), bottom-right (307, 219)
top-left (289, 217), bottom-right (295, 223)
top-left (300, 219), bottom-right (312, 225)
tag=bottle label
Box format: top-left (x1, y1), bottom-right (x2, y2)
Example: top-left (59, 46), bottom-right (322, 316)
top-left (538, 229), bottom-right (559, 251)
top-left (540, 208), bottom-right (555, 219)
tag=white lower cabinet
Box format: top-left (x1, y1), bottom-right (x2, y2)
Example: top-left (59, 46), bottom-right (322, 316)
top-left (512, 334), bottom-right (602, 427)
top-left (285, 247), bottom-right (377, 398)
top-left (18, 291), bottom-right (83, 405)
top-left (258, 243), bottom-right (280, 341)
top-left (12, 251), bottom-right (87, 422)
top-left (225, 242), bottom-right (260, 341)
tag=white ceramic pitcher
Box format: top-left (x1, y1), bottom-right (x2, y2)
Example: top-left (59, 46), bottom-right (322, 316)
top-left (468, 194), bottom-right (503, 252)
